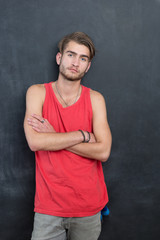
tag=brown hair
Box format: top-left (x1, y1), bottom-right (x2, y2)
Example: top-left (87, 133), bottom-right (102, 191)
top-left (58, 32), bottom-right (95, 61)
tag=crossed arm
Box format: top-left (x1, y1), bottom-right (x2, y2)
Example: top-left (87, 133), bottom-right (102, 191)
top-left (24, 84), bottom-right (112, 162)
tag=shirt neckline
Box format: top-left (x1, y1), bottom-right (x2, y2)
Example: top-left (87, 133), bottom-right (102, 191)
top-left (49, 82), bottom-right (84, 109)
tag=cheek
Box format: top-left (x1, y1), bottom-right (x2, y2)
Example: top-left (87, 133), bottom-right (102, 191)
top-left (83, 63), bottom-right (90, 72)
top-left (59, 60), bottom-right (66, 70)
top-left (62, 58), bottom-right (71, 66)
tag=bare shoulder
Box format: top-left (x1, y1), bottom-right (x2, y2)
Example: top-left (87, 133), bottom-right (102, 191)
top-left (25, 84), bottom-right (46, 118)
top-left (89, 89), bottom-right (108, 119)
top-left (26, 84), bottom-right (46, 102)
top-left (90, 89), bottom-right (106, 106)
top-left (27, 84), bottom-right (45, 95)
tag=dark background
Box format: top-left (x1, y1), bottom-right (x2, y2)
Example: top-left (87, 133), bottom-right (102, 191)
top-left (0, 0), bottom-right (160, 239)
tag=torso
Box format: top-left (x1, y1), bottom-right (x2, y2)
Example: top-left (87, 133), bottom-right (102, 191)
top-left (37, 82), bottom-right (101, 115)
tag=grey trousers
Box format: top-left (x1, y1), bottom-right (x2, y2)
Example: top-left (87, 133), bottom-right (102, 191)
top-left (31, 212), bottom-right (101, 240)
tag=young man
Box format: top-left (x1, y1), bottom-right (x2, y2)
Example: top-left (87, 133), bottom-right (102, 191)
top-left (24, 32), bottom-right (112, 240)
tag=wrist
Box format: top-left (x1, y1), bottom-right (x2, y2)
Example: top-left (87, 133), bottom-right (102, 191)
top-left (78, 130), bottom-right (85, 142)
top-left (86, 131), bottom-right (91, 142)
top-left (78, 130), bottom-right (90, 143)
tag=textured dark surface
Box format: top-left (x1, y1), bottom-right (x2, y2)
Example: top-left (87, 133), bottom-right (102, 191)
top-left (0, 0), bottom-right (160, 239)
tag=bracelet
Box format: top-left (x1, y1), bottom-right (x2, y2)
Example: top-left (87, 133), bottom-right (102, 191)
top-left (78, 130), bottom-right (90, 143)
top-left (78, 130), bottom-right (85, 142)
top-left (86, 131), bottom-right (90, 143)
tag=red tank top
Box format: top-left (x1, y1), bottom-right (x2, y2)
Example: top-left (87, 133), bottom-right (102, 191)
top-left (34, 82), bottom-right (108, 217)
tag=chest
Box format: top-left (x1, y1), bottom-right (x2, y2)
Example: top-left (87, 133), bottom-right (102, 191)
top-left (42, 90), bottom-right (93, 132)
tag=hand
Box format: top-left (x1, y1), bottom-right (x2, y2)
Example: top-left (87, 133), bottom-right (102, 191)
top-left (27, 114), bottom-right (55, 133)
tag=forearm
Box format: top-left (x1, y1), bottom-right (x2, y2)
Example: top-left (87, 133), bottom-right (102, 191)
top-left (24, 114), bottom-right (91, 152)
top-left (67, 141), bottom-right (111, 162)
top-left (25, 128), bottom-right (84, 152)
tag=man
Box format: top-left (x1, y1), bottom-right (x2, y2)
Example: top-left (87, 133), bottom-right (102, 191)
top-left (24, 32), bottom-right (112, 240)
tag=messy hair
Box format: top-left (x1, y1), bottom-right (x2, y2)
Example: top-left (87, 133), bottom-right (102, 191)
top-left (58, 32), bottom-right (95, 61)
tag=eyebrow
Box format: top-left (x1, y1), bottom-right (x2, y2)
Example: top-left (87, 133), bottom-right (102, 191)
top-left (66, 50), bottom-right (90, 59)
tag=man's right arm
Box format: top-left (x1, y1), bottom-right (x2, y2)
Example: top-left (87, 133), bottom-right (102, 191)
top-left (24, 84), bottom-right (84, 151)
top-left (25, 88), bottom-right (112, 162)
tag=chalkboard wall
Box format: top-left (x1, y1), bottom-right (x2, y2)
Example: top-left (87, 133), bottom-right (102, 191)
top-left (0, 0), bottom-right (160, 239)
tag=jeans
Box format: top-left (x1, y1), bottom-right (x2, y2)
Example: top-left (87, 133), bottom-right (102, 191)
top-left (31, 212), bottom-right (101, 240)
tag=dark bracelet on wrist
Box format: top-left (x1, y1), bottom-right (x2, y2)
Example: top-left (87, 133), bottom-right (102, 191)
top-left (78, 130), bottom-right (85, 142)
top-left (86, 131), bottom-right (91, 143)
top-left (78, 130), bottom-right (90, 143)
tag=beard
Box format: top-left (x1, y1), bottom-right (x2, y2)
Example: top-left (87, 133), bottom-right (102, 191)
top-left (59, 64), bottom-right (86, 81)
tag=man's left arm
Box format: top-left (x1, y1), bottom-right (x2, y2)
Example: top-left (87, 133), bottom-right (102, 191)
top-left (67, 90), bottom-right (112, 162)
top-left (27, 90), bottom-right (112, 162)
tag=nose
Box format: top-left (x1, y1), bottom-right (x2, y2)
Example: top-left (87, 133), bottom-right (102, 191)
top-left (72, 57), bottom-right (79, 67)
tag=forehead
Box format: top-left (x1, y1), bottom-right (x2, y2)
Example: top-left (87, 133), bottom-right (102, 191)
top-left (64, 41), bottom-right (90, 57)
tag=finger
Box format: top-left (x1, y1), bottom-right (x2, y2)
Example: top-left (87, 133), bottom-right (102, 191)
top-left (28, 118), bottom-right (41, 125)
top-left (41, 119), bottom-right (45, 124)
top-left (28, 117), bottom-right (44, 126)
top-left (32, 116), bottom-right (46, 125)
top-left (28, 115), bottom-right (54, 132)
top-left (43, 119), bottom-right (48, 123)
top-left (43, 119), bottom-right (50, 127)
top-left (28, 121), bottom-right (40, 129)
top-left (31, 114), bottom-right (44, 123)
top-left (45, 120), bottom-right (56, 132)
top-left (43, 121), bottom-right (55, 131)
top-left (32, 126), bottom-right (42, 132)
top-left (32, 125), bottom-right (49, 133)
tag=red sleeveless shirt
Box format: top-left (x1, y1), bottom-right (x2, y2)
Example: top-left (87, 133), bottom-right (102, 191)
top-left (34, 82), bottom-right (108, 217)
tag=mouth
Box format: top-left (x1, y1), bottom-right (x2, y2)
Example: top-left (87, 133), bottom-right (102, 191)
top-left (69, 68), bottom-right (78, 73)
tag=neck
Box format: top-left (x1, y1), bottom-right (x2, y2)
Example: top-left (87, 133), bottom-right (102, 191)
top-left (57, 75), bottom-right (81, 96)
top-left (54, 77), bottom-right (82, 107)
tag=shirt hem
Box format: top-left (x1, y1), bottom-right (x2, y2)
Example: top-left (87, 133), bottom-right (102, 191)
top-left (34, 200), bottom-right (108, 217)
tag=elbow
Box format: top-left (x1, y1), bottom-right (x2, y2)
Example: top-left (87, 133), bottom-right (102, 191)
top-left (99, 149), bottom-right (111, 162)
top-left (29, 143), bottom-right (39, 152)
top-left (100, 137), bottom-right (112, 162)
top-left (24, 124), bottom-right (40, 152)
top-left (28, 141), bottom-right (39, 152)
top-left (27, 137), bottom-right (41, 152)
top-left (24, 129), bottom-right (41, 152)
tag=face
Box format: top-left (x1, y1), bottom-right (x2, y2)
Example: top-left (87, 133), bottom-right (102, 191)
top-left (56, 41), bottom-right (91, 81)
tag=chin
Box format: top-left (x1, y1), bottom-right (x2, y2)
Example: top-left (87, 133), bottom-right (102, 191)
top-left (63, 72), bottom-right (85, 81)
top-left (66, 78), bottom-right (81, 82)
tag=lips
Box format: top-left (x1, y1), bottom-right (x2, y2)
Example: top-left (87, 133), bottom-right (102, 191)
top-left (69, 68), bottom-right (78, 73)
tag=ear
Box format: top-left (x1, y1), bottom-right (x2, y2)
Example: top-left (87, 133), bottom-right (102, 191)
top-left (85, 61), bottom-right (91, 73)
top-left (56, 52), bottom-right (62, 65)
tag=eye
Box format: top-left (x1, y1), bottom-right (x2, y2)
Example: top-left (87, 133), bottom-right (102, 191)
top-left (68, 53), bottom-right (73, 57)
top-left (81, 57), bottom-right (86, 61)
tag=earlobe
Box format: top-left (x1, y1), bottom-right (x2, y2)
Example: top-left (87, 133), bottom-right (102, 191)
top-left (56, 52), bottom-right (62, 65)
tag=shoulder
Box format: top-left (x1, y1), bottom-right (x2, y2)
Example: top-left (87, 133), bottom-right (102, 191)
top-left (82, 85), bottom-right (105, 102)
top-left (89, 89), bottom-right (107, 116)
top-left (90, 89), bottom-right (106, 105)
top-left (26, 84), bottom-right (46, 103)
top-left (26, 84), bottom-right (46, 97)
top-left (27, 83), bottom-right (45, 94)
